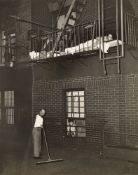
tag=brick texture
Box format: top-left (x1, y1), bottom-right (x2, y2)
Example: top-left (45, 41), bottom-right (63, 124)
top-left (16, 0), bottom-right (32, 63)
top-left (32, 73), bottom-right (138, 149)
top-left (130, 0), bottom-right (138, 17)
top-left (79, 0), bottom-right (98, 23)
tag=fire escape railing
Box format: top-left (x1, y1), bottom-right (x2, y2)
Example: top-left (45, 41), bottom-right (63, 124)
top-left (98, 0), bottom-right (124, 74)
top-left (6, 0), bottom-right (137, 75)
top-left (29, 20), bottom-right (98, 60)
top-left (28, 0), bottom-right (138, 75)
top-left (124, 12), bottom-right (138, 48)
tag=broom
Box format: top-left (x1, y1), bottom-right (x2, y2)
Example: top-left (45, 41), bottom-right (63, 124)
top-left (36, 127), bottom-right (63, 165)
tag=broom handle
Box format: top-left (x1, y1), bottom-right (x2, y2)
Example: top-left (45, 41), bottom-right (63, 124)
top-left (42, 127), bottom-right (51, 160)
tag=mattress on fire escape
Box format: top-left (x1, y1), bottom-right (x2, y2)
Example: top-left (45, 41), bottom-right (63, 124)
top-left (65, 39), bottom-right (122, 54)
top-left (29, 39), bottom-right (122, 60)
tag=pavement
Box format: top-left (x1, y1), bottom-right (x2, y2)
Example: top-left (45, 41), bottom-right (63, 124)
top-left (1, 135), bottom-right (138, 175)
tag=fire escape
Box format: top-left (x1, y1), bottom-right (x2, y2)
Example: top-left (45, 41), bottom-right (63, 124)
top-left (7, 0), bottom-right (138, 74)
top-left (98, 0), bottom-right (124, 74)
top-left (29, 0), bottom-right (98, 59)
top-left (29, 0), bottom-right (126, 74)
top-left (0, 0), bottom-right (17, 67)
top-left (51, 0), bottom-right (87, 54)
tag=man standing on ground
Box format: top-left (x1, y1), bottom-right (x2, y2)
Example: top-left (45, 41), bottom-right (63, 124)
top-left (32, 109), bottom-right (46, 159)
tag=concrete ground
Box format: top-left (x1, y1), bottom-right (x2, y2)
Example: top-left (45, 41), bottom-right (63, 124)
top-left (1, 137), bottom-right (138, 175)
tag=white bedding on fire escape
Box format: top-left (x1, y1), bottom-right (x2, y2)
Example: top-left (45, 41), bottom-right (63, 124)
top-left (29, 39), bottom-right (122, 60)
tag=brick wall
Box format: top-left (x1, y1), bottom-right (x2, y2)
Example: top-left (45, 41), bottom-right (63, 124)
top-left (79, 0), bottom-right (97, 23)
top-left (32, 0), bottom-right (52, 28)
top-left (79, 0), bottom-right (136, 24)
top-left (15, 0), bottom-right (52, 64)
top-left (32, 73), bottom-right (138, 149)
top-left (130, 0), bottom-right (138, 17)
top-left (16, 0), bottom-right (32, 63)
top-left (0, 2), bottom-right (16, 33)
top-left (0, 67), bottom-right (32, 137)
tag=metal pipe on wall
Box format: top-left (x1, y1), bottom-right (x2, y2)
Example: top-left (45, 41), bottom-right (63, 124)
top-left (98, 0), bottom-right (102, 60)
top-left (101, 0), bottom-right (107, 75)
top-left (120, 0), bottom-right (124, 57)
top-left (116, 0), bottom-right (120, 74)
top-left (101, 0), bottom-right (104, 59)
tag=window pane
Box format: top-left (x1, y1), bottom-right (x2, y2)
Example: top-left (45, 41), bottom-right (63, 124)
top-left (73, 91), bottom-right (78, 96)
top-left (67, 107), bottom-right (71, 112)
top-left (80, 97), bottom-right (84, 101)
top-left (67, 118), bottom-right (76, 137)
top-left (78, 127), bottom-right (86, 132)
top-left (74, 113), bottom-right (79, 118)
top-left (80, 108), bottom-right (84, 113)
top-left (4, 91), bottom-right (14, 107)
top-left (66, 90), bottom-right (85, 138)
top-left (71, 113), bottom-right (74, 117)
top-left (68, 113), bottom-right (72, 118)
top-left (80, 102), bottom-right (84, 107)
top-left (74, 108), bottom-right (79, 113)
top-left (76, 120), bottom-right (85, 126)
top-left (67, 102), bottom-right (71, 107)
top-left (4, 91), bottom-right (14, 125)
top-left (6, 108), bottom-right (14, 124)
top-left (80, 113), bottom-right (85, 118)
top-left (74, 102), bottom-right (79, 107)
top-left (73, 96), bottom-right (78, 102)
top-left (66, 92), bottom-right (71, 96)
top-left (79, 91), bottom-right (84, 96)
top-left (77, 132), bottom-right (86, 137)
top-left (67, 97), bottom-right (71, 101)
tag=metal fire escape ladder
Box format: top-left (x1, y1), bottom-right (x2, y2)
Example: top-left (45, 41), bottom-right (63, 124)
top-left (51, 0), bottom-right (87, 56)
top-left (56, 0), bottom-right (67, 26)
top-left (98, 0), bottom-right (124, 75)
top-left (52, 0), bottom-right (77, 55)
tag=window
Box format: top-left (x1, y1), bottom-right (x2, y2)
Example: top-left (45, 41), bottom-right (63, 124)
top-left (4, 91), bottom-right (14, 125)
top-left (0, 31), bottom-right (16, 66)
top-left (66, 90), bottom-right (86, 137)
top-left (0, 91), bottom-right (15, 125)
top-left (0, 31), bottom-right (6, 65)
top-left (8, 33), bottom-right (16, 63)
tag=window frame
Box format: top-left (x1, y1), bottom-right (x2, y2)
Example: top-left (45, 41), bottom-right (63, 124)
top-left (4, 91), bottom-right (15, 125)
top-left (65, 88), bottom-right (86, 138)
top-left (0, 90), bottom-right (15, 126)
top-left (0, 31), bottom-right (16, 66)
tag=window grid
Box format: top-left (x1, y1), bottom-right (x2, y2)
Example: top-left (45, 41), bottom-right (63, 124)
top-left (1, 31), bottom-right (16, 65)
top-left (66, 91), bottom-right (85, 119)
top-left (66, 90), bottom-right (86, 138)
top-left (6, 108), bottom-right (14, 125)
top-left (4, 91), bottom-right (14, 125)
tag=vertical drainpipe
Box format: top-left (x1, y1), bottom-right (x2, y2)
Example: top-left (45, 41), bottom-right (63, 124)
top-left (31, 63), bottom-right (35, 131)
top-left (98, 0), bottom-right (101, 60)
top-left (116, 0), bottom-right (120, 74)
top-left (121, 0), bottom-right (124, 58)
top-left (101, 0), bottom-right (107, 75)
